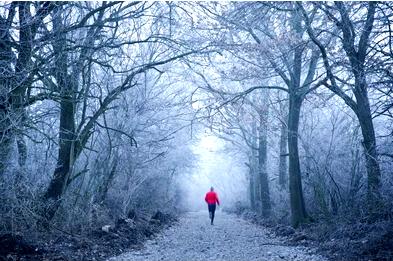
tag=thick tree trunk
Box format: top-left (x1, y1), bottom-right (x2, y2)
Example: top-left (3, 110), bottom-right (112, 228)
top-left (41, 83), bottom-right (75, 224)
top-left (44, 96), bottom-right (75, 200)
top-left (44, 9), bottom-right (76, 202)
top-left (0, 2), bottom-right (30, 176)
top-left (0, 21), bottom-right (14, 176)
top-left (336, 1), bottom-right (381, 213)
top-left (288, 95), bottom-right (308, 227)
top-left (353, 79), bottom-right (381, 209)
top-left (287, 8), bottom-right (310, 227)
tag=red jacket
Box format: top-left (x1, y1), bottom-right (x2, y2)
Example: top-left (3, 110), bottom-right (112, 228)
top-left (205, 191), bottom-right (220, 205)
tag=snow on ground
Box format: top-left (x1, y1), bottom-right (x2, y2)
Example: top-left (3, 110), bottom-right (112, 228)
top-left (108, 210), bottom-right (326, 261)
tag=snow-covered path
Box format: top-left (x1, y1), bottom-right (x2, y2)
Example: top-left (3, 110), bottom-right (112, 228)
top-left (108, 211), bottom-right (326, 261)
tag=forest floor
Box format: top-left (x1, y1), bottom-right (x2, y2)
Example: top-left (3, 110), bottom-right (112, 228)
top-left (109, 210), bottom-right (326, 261)
top-left (3, 210), bottom-right (391, 261)
top-left (0, 210), bottom-right (176, 261)
top-left (237, 210), bottom-right (393, 261)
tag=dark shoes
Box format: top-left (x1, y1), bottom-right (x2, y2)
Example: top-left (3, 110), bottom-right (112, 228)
top-left (209, 212), bottom-right (214, 225)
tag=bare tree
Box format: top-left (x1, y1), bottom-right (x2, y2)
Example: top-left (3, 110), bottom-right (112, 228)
top-left (299, 2), bottom-right (383, 213)
top-left (213, 2), bottom-right (321, 226)
top-left (0, 2), bottom-right (55, 176)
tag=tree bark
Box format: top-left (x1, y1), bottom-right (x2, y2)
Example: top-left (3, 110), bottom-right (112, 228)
top-left (288, 95), bottom-right (308, 227)
top-left (95, 156), bottom-right (119, 205)
top-left (278, 117), bottom-right (288, 189)
top-left (337, 1), bottom-right (381, 205)
top-left (0, 6), bottom-right (14, 176)
top-left (353, 79), bottom-right (381, 208)
top-left (16, 135), bottom-right (27, 166)
top-left (0, 2), bottom-right (30, 176)
top-left (247, 155), bottom-right (257, 210)
top-left (257, 92), bottom-right (271, 218)
top-left (44, 95), bottom-right (75, 200)
top-left (286, 8), bottom-right (310, 227)
top-left (248, 115), bottom-right (259, 210)
top-left (44, 9), bottom-right (76, 201)
top-left (249, 163), bottom-right (256, 210)
top-left (0, 2), bottom-right (54, 176)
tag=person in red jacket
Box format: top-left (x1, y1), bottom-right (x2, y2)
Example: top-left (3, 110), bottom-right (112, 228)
top-left (205, 187), bottom-right (220, 225)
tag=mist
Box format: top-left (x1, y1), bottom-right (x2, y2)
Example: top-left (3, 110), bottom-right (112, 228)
top-left (180, 133), bottom-right (248, 211)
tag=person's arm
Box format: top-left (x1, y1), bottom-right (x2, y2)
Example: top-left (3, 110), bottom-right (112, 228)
top-left (216, 194), bottom-right (220, 205)
top-left (205, 193), bottom-right (208, 204)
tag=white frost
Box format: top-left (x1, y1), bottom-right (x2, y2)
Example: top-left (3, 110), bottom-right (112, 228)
top-left (108, 211), bottom-right (326, 261)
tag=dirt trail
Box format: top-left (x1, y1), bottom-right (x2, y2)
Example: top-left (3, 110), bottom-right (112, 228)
top-left (108, 210), bottom-right (326, 261)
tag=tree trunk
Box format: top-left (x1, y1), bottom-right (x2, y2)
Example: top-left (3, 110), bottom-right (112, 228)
top-left (353, 79), bottom-right (381, 210)
top-left (349, 139), bottom-right (361, 205)
top-left (16, 136), bottom-right (27, 167)
top-left (0, 2), bottom-right (31, 176)
top-left (248, 157), bottom-right (256, 210)
top-left (0, 20), bottom-right (14, 176)
top-left (44, 96), bottom-right (75, 200)
top-left (95, 156), bottom-right (118, 205)
top-left (278, 119), bottom-right (288, 189)
top-left (336, 1), bottom-right (381, 213)
top-left (258, 96), bottom-right (271, 218)
top-left (0, 136), bottom-right (13, 176)
top-left (287, 8), bottom-right (310, 227)
top-left (44, 9), bottom-right (76, 201)
top-left (288, 95), bottom-right (308, 227)
top-left (251, 117), bottom-right (261, 209)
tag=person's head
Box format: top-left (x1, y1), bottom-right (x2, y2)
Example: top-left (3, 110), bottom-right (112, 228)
top-left (210, 186), bottom-right (214, 191)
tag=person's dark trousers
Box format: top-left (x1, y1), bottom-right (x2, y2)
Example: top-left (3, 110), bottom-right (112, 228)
top-left (208, 204), bottom-right (216, 225)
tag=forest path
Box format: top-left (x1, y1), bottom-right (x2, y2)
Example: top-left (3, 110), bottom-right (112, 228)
top-left (108, 210), bottom-right (326, 261)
